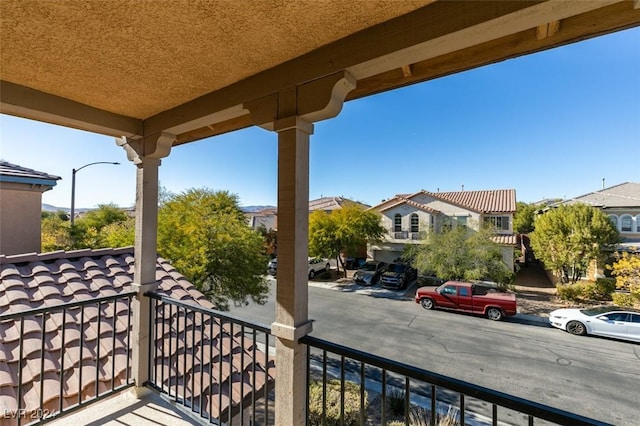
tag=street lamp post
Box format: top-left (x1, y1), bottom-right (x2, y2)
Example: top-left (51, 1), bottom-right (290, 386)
top-left (70, 161), bottom-right (120, 226)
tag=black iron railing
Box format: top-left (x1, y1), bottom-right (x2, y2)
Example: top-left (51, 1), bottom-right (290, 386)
top-left (302, 335), bottom-right (612, 426)
top-left (0, 292), bottom-right (136, 425)
top-left (145, 292), bottom-right (275, 425)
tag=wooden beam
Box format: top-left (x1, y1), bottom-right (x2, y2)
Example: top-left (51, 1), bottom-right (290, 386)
top-left (0, 80), bottom-right (143, 138)
top-left (401, 65), bottom-right (413, 77)
top-left (348, 1), bottom-right (640, 102)
top-left (537, 20), bottom-right (561, 39)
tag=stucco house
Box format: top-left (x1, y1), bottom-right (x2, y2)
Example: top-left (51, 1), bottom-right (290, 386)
top-left (561, 182), bottom-right (640, 252)
top-left (245, 196), bottom-right (369, 232)
top-left (0, 162), bottom-right (60, 256)
top-left (369, 188), bottom-right (518, 270)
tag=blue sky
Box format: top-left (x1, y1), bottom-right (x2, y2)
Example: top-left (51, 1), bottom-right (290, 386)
top-left (2, 27), bottom-right (639, 210)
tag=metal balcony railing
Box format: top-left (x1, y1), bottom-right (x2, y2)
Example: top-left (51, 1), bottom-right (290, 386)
top-left (145, 293), bottom-right (275, 425)
top-left (393, 230), bottom-right (409, 239)
top-left (0, 292), bottom-right (136, 425)
top-left (302, 335), bottom-right (612, 426)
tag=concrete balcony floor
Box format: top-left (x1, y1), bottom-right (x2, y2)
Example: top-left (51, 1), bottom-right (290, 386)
top-left (48, 389), bottom-right (203, 426)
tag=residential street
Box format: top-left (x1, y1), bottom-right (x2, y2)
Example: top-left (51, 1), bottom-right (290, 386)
top-left (229, 276), bottom-right (640, 426)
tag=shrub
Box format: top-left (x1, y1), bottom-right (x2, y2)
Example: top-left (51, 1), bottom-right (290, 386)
top-left (386, 387), bottom-right (406, 418)
top-left (612, 292), bottom-right (640, 308)
top-left (556, 279), bottom-right (615, 302)
top-left (593, 278), bottom-right (616, 299)
top-left (556, 283), bottom-right (581, 302)
top-left (308, 379), bottom-right (367, 426)
top-left (387, 405), bottom-right (460, 426)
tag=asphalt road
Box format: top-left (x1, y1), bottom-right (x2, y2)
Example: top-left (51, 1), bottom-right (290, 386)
top-left (229, 278), bottom-right (640, 426)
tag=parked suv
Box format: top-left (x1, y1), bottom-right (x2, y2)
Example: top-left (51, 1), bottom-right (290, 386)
top-left (380, 261), bottom-right (417, 290)
top-left (267, 257), bottom-right (330, 279)
top-left (308, 257), bottom-right (330, 279)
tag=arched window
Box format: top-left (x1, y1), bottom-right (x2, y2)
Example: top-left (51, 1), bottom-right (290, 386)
top-left (620, 215), bottom-right (633, 232)
top-left (394, 214), bottom-right (402, 232)
top-left (410, 214), bottom-right (419, 232)
top-left (636, 215), bottom-right (640, 232)
top-left (608, 215), bottom-right (618, 230)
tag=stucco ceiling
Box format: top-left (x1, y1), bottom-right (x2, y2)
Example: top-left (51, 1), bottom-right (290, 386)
top-left (1, 0), bottom-right (639, 146)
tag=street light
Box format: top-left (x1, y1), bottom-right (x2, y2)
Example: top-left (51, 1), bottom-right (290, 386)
top-left (70, 161), bottom-right (120, 226)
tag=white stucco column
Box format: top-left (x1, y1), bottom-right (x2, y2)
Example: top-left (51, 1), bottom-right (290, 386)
top-left (271, 116), bottom-right (314, 426)
top-left (117, 134), bottom-right (173, 394)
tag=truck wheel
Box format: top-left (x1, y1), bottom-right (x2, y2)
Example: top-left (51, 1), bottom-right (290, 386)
top-left (420, 298), bottom-right (434, 310)
top-left (566, 320), bottom-right (587, 336)
top-left (309, 270), bottom-right (315, 279)
top-left (486, 307), bottom-right (503, 321)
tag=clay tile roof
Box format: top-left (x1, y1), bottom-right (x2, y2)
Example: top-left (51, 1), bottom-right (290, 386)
top-left (0, 247), bottom-right (274, 422)
top-left (432, 189), bottom-right (516, 213)
top-left (308, 196), bottom-right (370, 212)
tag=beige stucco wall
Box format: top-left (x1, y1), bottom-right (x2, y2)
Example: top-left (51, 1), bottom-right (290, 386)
top-left (0, 185), bottom-right (43, 255)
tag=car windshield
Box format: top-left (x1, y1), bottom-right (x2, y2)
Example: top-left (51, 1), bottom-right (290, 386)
top-left (361, 263), bottom-right (378, 271)
top-left (387, 263), bottom-right (405, 273)
top-left (580, 306), bottom-right (619, 316)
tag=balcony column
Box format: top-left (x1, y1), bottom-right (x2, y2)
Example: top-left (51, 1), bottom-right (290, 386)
top-left (245, 71), bottom-right (355, 424)
top-left (272, 116), bottom-right (314, 426)
top-left (116, 133), bottom-right (174, 394)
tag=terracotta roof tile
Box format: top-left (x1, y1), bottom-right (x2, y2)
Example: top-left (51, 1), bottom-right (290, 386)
top-left (0, 247), bottom-right (274, 422)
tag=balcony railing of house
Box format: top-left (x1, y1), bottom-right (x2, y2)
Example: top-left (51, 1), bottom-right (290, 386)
top-left (301, 335), bottom-right (612, 426)
top-left (393, 230), bottom-right (409, 239)
top-left (145, 292), bottom-right (275, 425)
top-left (0, 292), bottom-right (136, 425)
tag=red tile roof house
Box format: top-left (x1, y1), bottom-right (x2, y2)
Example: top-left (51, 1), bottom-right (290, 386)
top-left (0, 248), bottom-right (274, 425)
top-left (369, 189), bottom-right (519, 270)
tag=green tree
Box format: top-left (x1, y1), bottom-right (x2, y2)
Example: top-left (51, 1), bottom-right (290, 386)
top-left (71, 203), bottom-right (130, 249)
top-left (514, 202), bottom-right (538, 234)
top-left (41, 215), bottom-right (73, 252)
top-left (529, 203), bottom-right (619, 283)
top-left (412, 224), bottom-right (515, 287)
top-left (609, 251), bottom-right (640, 307)
top-left (42, 210), bottom-right (70, 221)
top-left (102, 217), bottom-right (135, 248)
top-left (309, 205), bottom-right (385, 275)
top-left (157, 188), bottom-right (269, 310)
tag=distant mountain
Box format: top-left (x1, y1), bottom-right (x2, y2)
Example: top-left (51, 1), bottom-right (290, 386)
top-left (41, 204), bottom-right (92, 213)
top-left (42, 204), bottom-right (69, 213)
top-left (241, 205), bottom-right (276, 213)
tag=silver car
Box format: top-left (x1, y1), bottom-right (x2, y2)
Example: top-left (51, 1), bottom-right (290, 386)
top-left (549, 306), bottom-right (640, 343)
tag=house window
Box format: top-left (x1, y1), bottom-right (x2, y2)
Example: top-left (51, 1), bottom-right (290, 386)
top-left (455, 216), bottom-right (468, 228)
top-left (410, 214), bottom-right (419, 232)
top-left (484, 216), bottom-right (510, 231)
top-left (442, 216), bottom-right (452, 232)
top-left (636, 215), bottom-right (640, 232)
top-left (608, 215), bottom-right (618, 230)
top-left (620, 215), bottom-right (632, 232)
top-left (394, 214), bottom-right (402, 232)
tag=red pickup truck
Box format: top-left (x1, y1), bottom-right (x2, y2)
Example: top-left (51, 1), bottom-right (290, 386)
top-left (415, 281), bottom-right (517, 321)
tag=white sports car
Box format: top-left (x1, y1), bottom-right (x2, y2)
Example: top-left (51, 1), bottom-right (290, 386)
top-left (549, 306), bottom-right (640, 343)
